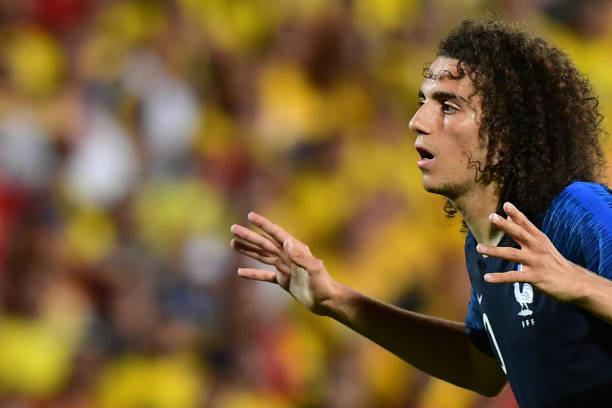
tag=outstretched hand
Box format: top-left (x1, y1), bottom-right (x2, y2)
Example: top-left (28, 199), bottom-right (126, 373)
top-left (476, 202), bottom-right (589, 303)
top-left (230, 212), bottom-right (338, 315)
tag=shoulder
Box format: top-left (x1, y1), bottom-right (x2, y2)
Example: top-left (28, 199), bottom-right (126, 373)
top-left (542, 181), bottom-right (612, 274)
top-left (545, 181), bottom-right (612, 228)
top-left (554, 181), bottom-right (612, 208)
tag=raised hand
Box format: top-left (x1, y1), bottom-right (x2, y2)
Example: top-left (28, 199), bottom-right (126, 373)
top-left (475, 202), bottom-right (589, 303)
top-left (230, 212), bottom-right (339, 315)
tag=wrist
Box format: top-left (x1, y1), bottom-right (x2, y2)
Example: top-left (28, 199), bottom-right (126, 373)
top-left (570, 264), bottom-right (597, 307)
top-left (568, 265), bottom-right (612, 324)
top-left (318, 281), bottom-right (355, 321)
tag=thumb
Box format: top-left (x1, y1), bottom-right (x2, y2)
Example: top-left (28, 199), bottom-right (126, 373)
top-left (283, 238), bottom-right (321, 270)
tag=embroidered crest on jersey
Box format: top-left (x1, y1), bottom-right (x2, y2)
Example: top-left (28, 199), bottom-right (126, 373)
top-left (514, 282), bottom-right (533, 316)
top-left (514, 264), bottom-right (534, 319)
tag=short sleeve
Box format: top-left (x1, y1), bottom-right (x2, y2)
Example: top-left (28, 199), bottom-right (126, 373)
top-left (465, 287), bottom-right (495, 357)
top-left (543, 182), bottom-right (612, 280)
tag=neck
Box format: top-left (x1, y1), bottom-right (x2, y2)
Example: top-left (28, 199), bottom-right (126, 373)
top-left (451, 182), bottom-right (504, 246)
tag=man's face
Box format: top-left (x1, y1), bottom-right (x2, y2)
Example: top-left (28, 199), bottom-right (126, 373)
top-left (409, 56), bottom-right (487, 200)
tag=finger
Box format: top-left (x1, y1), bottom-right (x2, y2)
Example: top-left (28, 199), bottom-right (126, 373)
top-left (484, 270), bottom-right (531, 284)
top-left (234, 247), bottom-right (277, 265)
top-left (489, 212), bottom-right (533, 246)
top-left (230, 237), bottom-right (264, 253)
top-left (476, 244), bottom-right (526, 264)
top-left (247, 212), bottom-right (292, 246)
top-left (283, 238), bottom-right (323, 271)
top-left (238, 268), bottom-right (277, 283)
top-left (503, 202), bottom-right (541, 236)
top-left (231, 240), bottom-right (278, 265)
top-left (230, 224), bottom-right (281, 254)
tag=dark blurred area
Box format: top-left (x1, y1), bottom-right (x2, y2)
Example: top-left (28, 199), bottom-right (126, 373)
top-left (0, 0), bottom-right (611, 407)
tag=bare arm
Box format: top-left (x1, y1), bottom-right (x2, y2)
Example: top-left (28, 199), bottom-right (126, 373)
top-left (231, 212), bottom-right (507, 396)
top-left (326, 283), bottom-right (506, 395)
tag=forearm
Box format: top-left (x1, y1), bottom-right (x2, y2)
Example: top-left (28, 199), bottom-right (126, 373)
top-left (321, 282), bottom-right (506, 396)
top-left (573, 266), bottom-right (612, 325)
top-left (230, 213), bottom-right (506, 394)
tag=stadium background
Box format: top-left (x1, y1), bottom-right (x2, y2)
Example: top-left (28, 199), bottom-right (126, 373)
top-left (0, 0), bottom-right (611, 407)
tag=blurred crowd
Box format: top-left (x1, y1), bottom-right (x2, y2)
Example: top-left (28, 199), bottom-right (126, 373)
top-left (0, 0), bottom-right (611, 407)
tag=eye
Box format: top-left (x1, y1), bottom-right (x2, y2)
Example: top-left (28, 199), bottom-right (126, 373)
top-left (418, 98), bottom-right (426, 107)
top-left (442, 102), bottom-right (458, 114)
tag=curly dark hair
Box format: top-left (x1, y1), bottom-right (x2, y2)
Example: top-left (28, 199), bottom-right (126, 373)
top-left (434, 19), bottom-right (607, 223)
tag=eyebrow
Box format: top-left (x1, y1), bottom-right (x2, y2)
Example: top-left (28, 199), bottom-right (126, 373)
top-left (419, 90), bottom-right (468, 104)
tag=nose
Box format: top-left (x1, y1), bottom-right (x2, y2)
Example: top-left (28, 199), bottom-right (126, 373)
top-left (409, 103), bottom-right (431, 136)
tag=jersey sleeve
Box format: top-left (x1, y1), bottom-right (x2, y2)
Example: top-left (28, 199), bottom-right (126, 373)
top-left (465, 288), bottom-right (495, 357)
top-left (543, 182), bottom-right (612, 280)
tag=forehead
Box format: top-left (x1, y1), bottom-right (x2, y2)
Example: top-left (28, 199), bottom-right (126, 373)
top-left (420, 56), bottom-right (475, 96)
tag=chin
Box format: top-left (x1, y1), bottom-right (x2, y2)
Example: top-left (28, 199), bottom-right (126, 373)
top-left (421, 177), bottom-right (457, 199)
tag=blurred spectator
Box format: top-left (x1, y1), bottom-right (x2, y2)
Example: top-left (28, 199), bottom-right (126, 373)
top-left (65, 107), bottom-right (139, 207)
top-left (0, 1), bottom-right (609, 407)
top-left (0, 111), bottom-right (57, 190)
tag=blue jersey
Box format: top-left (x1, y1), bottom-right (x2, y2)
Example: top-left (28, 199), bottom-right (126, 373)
top-left (465, 182), bottom-right (612, 407)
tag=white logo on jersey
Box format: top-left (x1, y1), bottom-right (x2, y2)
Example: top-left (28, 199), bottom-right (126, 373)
top-left (514, 264), bottom-right (534, 317)
top-left (477, 293), bottom-right (482, 305)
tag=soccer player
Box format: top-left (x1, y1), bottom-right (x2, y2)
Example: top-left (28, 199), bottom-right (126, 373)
top-left (230, 20), bottom-right (612, 407)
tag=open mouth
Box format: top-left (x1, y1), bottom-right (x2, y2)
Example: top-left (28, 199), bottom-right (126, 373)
top-left (416, 146), bottom-right (434, 160)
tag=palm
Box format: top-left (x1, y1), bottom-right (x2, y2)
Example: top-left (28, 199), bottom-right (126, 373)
top-left (230, 212), bottom-right (335, 315)
top-left (287, 264), bottom-right (316, 309)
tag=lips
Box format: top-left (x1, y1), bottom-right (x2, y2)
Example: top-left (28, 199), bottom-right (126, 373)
top-left (415, 144), bottom-right (435, 170)
top-left (416, 146), bottom-right (434, 160)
